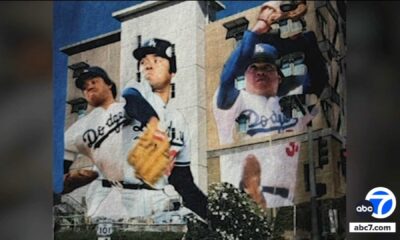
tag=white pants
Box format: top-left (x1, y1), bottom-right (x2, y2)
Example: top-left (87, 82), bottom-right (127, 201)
top-left (86, 180), bottom-right (177, 219)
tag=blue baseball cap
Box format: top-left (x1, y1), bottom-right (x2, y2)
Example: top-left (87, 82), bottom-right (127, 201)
top-left (249, 43), bottom-right (284, 78)
top-left (250, 43), bottom-right (279, 65)
top-left (133, 38), bottom-right (176, 73)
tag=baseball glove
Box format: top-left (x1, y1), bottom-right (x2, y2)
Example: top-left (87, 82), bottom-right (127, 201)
top-left (127, 117), bottom-right (171, 187)
top-left (63, 169), bottom-right (98, 194)
top-left (281, 1), bottom-right (307, 21)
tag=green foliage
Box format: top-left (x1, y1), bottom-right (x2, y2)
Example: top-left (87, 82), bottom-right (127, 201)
top-left (184, 216), bottom-right (219, 240)
top-left (271, 206), bottom-right (293, 240)
top-left (186, 182), bottom-right (272, 240)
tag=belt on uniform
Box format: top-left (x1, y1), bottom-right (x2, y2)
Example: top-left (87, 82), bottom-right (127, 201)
top-left (101, 179), bottom-right (157, 190)
top-left (262, 186), bottom-right (289, 198)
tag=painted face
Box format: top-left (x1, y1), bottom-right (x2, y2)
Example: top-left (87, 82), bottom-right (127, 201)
top-left (139, 54), bottom-right (174, 90)
top-left (245, 62), bottom-right (281, 97)
top-left (82, 77), bottom-right (113, 107)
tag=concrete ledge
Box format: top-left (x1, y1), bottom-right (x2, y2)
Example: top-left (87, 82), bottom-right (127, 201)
top-left (112, 0), bottom-right (225, 22)
top-left (210, 1), bottom-right (226, 11)
top-left (207, 128), bottom-right (345, 158)
top-left (112, 1), bottom-right (171, 22)
top-left (60, 30), bottom-right (120, 56)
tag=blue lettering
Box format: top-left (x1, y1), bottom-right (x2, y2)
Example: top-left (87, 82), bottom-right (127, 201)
top-left (239, 109), bottom-right (299, 136)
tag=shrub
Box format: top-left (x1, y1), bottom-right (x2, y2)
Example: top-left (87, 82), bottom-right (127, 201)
top-left (185, 182), bottom-right (272, 240)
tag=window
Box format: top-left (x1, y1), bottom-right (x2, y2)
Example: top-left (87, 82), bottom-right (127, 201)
top-left (236, 114), bottom-right (248, 133)
top-left (170, 83), bottom-right (175, 98)
top-left (321, 100), bottom-right (332, 127)
top-left (303, 164), bottom-right (310, 192)
top-left (67, 97), bottom-right (88, 117)
top-left (329, 86), bottom-right (340, 106)
top-left (223, 17), bottom-right (249, 41)
top-left (280, 52), bottom-right (307, 77)
top-left (170, 127), bottom-right (176, 140)
top-left (319, 14), bottom-right (329, 40)
top-left (137, 35), bottom-right (142, 82)
top-left (136, 72), bottom-right (141, 83)
top-left (235, 75), bottom-right (245, 90)
top-left (292, 107), bottom-right (303, 119)
top-left (336, 114), bottom-right (342, 133)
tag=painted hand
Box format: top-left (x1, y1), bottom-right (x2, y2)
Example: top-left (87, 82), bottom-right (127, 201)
top-left (252, 1), bottom-right (284, 34)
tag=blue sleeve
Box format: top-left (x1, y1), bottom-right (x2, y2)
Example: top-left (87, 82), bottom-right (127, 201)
top-left (217, 31), bottom-right (261, 109)
top-left (168, 166), bottom-right (207, 219)
top-left (122, 87), bottom-right (159, 124)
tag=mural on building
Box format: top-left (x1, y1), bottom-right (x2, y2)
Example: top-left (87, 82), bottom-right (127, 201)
top-left (61, 37), bottom-right (211, 222)
top-left (62, 65), bottom-right (197, 220)
top-left (55, 1), bottom-right (226, 227)
top-left (213, 1), bottom-right (331, 208)
top-left (213, 1), bottom-right (327, 145)
top-left (123, 37), bottom-right (207, 219)
top-left (54, 0), bottom-right (346, 237)
top-left (221, 143), bottom-right (300, 208)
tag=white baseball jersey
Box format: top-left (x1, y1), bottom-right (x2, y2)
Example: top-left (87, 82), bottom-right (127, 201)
top-left (124, 79), bottom-right (191, 168)
top-left (213, 90), bottom-right (309, 208)
top-left (64, 102), bottom-right (172, 218)
top-left (213, 89), bottom-right (306, 145)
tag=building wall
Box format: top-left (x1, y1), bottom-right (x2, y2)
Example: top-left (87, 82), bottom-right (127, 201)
top-left (205, 1), bottom-right (346, 204)
top-left (115, 1), bottom-right (221, 192)
top-left (60, 1), bottom-right (346, 206)
top-left (294, 136), bottom-right (346, 204)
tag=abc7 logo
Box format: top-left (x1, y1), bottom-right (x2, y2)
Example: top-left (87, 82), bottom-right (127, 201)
top-left (356, 187), bottom-right (396, 219)
top-left (356, 200), bottom-right (374, 216)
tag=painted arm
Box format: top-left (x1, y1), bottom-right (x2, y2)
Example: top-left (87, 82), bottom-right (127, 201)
top-left (217, 31), bottom-right (260, 109)
top-left (63, 127), bottom-right (98, 194)
top-left (122, 87), bottom-right (159, 124)
top-left (168, 166), bottom-right (207, 219)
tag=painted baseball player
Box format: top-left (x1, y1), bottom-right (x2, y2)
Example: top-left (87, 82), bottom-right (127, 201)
top-left (213, 3), bottom-right (318, 207)
top-left (122, 38), bottom-right (207, 220)
top-left (64, 66), bottom-right (184, 219)
top-left (212, 40), bottom-right (314, 145)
